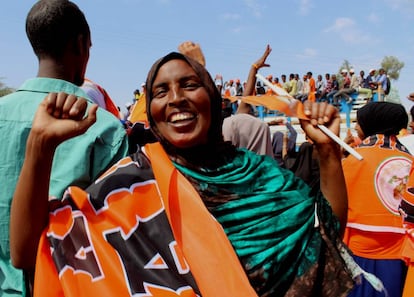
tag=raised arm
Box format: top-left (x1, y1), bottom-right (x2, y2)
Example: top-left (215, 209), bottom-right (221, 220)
top-left (178, 41), bottom-right (206, 67)
top-left (299, 101), bottom-right (347, 234)
top-left (237, 44), bottom-right (272, 114)
top-left (10, 93), bottom-right (97, 269)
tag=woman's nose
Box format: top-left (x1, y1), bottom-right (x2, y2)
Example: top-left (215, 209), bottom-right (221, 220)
top-left (168, 87), bottom-right (185, 106)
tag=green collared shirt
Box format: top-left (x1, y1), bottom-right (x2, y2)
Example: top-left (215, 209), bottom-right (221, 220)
top-left (0, 78), bottom-right (128, 296)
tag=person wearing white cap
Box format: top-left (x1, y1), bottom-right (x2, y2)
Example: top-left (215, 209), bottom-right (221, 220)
top-left (333, 68), bottom-right (358, 106)
top-left (214, 74), bottom-right (224, 94)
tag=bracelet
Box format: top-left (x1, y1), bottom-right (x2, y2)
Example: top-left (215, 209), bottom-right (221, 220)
top-left (252, 63), bottom-right (259, 69)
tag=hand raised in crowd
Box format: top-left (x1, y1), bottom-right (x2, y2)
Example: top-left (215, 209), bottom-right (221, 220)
top-left (300, 100), bottom-right (341, 146)
top-left (178, 40), bottom-right (206, 67)
top-left (252, 44), bottom-right (272, 70)
top-left (31, 92), bottom-right (98, 148)
top-left (241, 44), bottom-right (273, 101)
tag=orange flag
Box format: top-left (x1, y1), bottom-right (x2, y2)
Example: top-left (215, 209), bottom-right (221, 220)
top-left (129, 95), bottom-right (149, 125)
top-left (225, 94), bottom-right (309, 120)
top-left (226, 73), bottom-right (309, 119)
top-left (228, 73), bottom-right (364, 161)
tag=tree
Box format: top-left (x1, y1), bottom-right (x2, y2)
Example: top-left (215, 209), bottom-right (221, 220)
top-left (381, 56), bottom-right (404, 80)
top-left (336, 56), bottom-right (404, 103)
top-left (338, 59), bottom-right (352, 75)
top-left (0, 78), bottom-right (15, 97)
top-left (378, 56), bottom-right (404, 104)
top-left (337, 60), bottom-right (353, 86)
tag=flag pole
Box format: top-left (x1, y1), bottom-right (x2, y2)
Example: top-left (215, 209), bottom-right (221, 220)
top-left (256, 73), bottom-right (363, 160)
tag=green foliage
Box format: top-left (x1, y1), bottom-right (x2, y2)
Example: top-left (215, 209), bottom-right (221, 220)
top-left (381, 56), bottom-right (404, 81)
top-left (338, 60), bottom-right (352, 75)
top-left (385, 86), bottom-right (401, 104)
top-left (336, 60), bottom-right (352, 87)
top-left (336, 56), bottom-right (404, 85)
top-left (0, 88), bottom-right (14, 97)
top-left (0, 78), bottom-right (15, 97)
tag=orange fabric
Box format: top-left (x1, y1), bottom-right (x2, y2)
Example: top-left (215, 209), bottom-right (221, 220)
top-left (129, 95), bottom-right (149, 125)
top-left (343, 227), bottom-right (404, 259)
top-left (401, 162), bottom-right (414, 215)
top-left (96, 84), bottom-right (121, 119)
top-left (401, 165), bottom-right (414, 296)
top-left (401, 224), bottom-right (414, 296)
top-left (400, 128), bottom-right (409, 138)
top-left (34, 234), bottom-right (64, 296)
top-left (342, 135), bottom-right (412, 259)
top-left (35, 158), bottom-right (187, 296)
top-left (264, 82), bottom-right (283, 95)
top-left (265, 82), bottom-right (277, 95)
top-left (402, 226), bottom-right (414, 262)
top-left (403, 265), bottom-right (414, 297)
top-left (146, 142), bottom-right (257, 296)
top-left (225, 94), bottom-right (309, 119)
top-left (34, 144), bottom-right (256, 297)
top-left (307, 77), bottom-right (316, 102)
top-left (84, 78), bottom-right (120, 119)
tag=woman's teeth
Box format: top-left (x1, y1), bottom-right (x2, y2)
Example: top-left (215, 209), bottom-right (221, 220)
top-left (170, 113), bottom-right (194, 123)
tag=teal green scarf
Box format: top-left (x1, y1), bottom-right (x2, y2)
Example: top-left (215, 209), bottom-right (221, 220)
top-left (175, 148), bottom-right (341, 295)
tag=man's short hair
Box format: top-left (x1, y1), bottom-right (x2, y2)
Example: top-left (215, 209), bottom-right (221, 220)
top-left (26, 0), bottom-right (90, 60)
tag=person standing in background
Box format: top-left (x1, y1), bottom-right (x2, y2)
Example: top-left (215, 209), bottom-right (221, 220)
top-left (307, 71), bottom-right (316, 102)
top-left (0, 1), bottom-right (128, 295)
top-left (343, 102), bottom-right (411, 297)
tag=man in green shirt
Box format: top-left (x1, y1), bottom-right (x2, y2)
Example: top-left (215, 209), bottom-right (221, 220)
top-left (0, 1), bottom-right (128, 296)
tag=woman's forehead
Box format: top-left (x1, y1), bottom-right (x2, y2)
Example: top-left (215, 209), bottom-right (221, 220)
top-left (155, 59), bottom-right (196, 80)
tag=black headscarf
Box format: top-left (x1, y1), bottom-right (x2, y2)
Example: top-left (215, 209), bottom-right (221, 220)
top-left (357, 102), bottom-right (408, 137)
top-left (145, 52), bottom-right (235, 167)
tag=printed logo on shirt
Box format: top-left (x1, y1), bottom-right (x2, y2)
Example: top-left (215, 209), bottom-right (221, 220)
top-left (375, 156), bottom-right (412, 214)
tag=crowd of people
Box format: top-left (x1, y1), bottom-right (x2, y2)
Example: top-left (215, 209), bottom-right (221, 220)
top-left (204, 66), bottom-right (390, 108)
top-left (123, 66), bottom-right (390, 127)
top-left (122, 67), bottom-right (390, 122)
top-left (1, 1), bottom-right (413, 297)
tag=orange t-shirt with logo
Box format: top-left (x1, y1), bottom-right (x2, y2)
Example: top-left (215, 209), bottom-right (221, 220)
top-left (342, 135), bottom-right (412, 259)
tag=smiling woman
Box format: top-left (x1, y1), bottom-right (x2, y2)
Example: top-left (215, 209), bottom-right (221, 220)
top-left (145, 52), bottom-right (227, 168)
top-left (11, 50), bottom-right (363, 297)
top-left (148, 58), bottom-right (211, 149)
